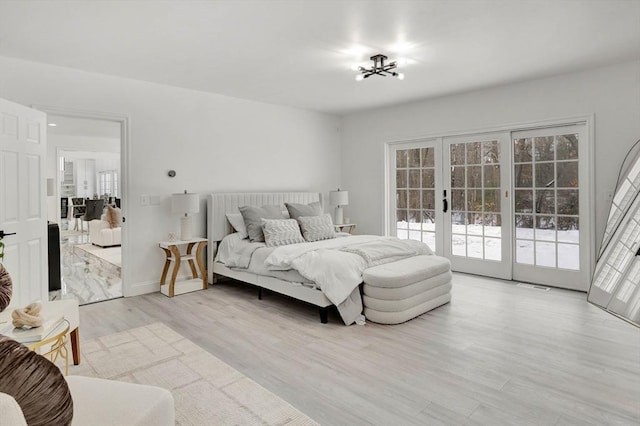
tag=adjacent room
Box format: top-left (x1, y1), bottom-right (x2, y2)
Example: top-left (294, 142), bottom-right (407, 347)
top-left (0, 1), bottom-right (638, 425)
top-left (47, 115), bottom-right (123, 305)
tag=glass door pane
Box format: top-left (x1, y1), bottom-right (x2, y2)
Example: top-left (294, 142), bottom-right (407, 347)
top-left (444, 133), bottom-right (510, 279)
top-left (512, 125), bottom-right (591, 290)
top-left (390, 141), bottom-right (439, 252)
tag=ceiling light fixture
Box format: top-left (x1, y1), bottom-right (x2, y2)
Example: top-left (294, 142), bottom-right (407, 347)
top-left (48, 123), bottom-right (57, 127)
top-left (354, 54), bottom-right (405, 81)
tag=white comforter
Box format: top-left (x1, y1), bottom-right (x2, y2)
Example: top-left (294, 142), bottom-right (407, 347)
top-left (265, 235), bottom-right (433, 307)
top-left (216, 233), bottom-right (433, 325)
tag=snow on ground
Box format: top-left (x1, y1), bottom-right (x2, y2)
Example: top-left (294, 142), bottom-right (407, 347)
top-left (396, 222), bottom-right (579, 270)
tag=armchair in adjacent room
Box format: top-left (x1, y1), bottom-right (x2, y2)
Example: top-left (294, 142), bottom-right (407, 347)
top-left (88, 205), bottom-right (122, 247)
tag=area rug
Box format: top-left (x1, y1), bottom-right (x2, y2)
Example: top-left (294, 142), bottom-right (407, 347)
top-left (68, 322), bottom-right (318, 425)
top-left (74, 243), bottom-right (121, 268)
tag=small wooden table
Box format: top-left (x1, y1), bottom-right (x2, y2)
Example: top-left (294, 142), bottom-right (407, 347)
top-left (159, 237), bottom-right (208, 297)
top-left (334, 223), bottom-right (357, 234)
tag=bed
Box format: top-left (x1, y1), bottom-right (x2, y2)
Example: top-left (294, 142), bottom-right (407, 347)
top-left (207, 192), bottom-right (336, 322)
top-left (207, 191), bottom-right (446, 325)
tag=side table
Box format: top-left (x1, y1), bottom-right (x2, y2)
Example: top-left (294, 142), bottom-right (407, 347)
top-left (334, 223), bottom-right (357, 234)
top-left (28, 319), bottom-right (71, 375)
top-left (159, 237), bottom-right (208, 297)
top-left (0, 299), bottom-right (80, 367)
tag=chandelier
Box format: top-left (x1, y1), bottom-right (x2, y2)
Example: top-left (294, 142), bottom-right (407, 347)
top-left (354, 54), bottom-right (405, 81)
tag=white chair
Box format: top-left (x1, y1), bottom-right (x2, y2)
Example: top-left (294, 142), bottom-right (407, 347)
top-left (66, 376), bottom-right (175, 426)
top-left (89, 218), bottom-right (122, 247)
top-left (0, 377), bottom-right (175, 426)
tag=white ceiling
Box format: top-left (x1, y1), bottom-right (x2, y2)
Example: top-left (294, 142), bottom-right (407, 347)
top-left (0, 0), bottom-right (638, 115)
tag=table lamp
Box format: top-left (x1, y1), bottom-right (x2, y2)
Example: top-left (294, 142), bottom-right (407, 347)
top-left (171, 190), bottom-right (199, 240)
top-left (329, 189), bottom-right (349, 225)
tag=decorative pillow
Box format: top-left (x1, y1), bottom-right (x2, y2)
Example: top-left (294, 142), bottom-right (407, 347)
top-left (261, 218), bottom-right (305, 247)
top-left (285, 202), bottom-right (322, 220)
top-left (0, 335), bottom-right (73, 426)
top-left (0, 263), bottom-right (12, 312)
top-left (239, 205), bottom-right (285, 242)
top-left (105, 205), bottom-right (122, 229)
top-left (226, 213), bottom-right (248, 239)
top-left (297, 213), bottom-right (336, 242)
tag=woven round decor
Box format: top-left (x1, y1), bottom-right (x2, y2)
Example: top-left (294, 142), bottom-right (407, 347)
top-left (0, 335), bottom-right (73, 425)
top-left (0, 262), bottom-right (12, 312)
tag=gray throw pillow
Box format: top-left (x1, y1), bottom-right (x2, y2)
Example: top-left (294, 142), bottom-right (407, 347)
top-left (298, 213), bottom-right (336, 242)
top-left (261, 218), bottom-right (305, 247)
top-left (239, 205), bottom-right (285, 242)
top-left (285, 201), bottom-right (322, 220)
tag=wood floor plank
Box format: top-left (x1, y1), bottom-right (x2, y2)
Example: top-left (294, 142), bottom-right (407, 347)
top-left (77, 273), bottom-right (640, 425)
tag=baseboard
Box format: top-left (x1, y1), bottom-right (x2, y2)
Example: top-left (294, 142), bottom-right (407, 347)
top-left (124, 271), bottom-right (201, 297)
top-left (124, 280), bottom-right (160, 297)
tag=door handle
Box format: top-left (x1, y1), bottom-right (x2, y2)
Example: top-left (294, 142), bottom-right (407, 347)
top-left (0, 231), bottom-right (16, 238)
top-left (443, 189), bottom-right (448, 213)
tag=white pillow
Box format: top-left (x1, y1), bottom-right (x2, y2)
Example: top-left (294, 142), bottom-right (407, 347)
top-left (226, 213), bottom-right (248, 239)
top-left (261, 218), bottom-right (305, 247)
top-left (297, 213), bottom-right (336, 242)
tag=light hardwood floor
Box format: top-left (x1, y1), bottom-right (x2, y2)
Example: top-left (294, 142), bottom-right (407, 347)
top-left (79, 273), bottom-right (640, 425)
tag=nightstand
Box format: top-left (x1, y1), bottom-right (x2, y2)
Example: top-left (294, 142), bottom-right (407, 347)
top-left (334, 223), bottom-right (356, 234)
top-left (159, 237), bottom-right (207, 297)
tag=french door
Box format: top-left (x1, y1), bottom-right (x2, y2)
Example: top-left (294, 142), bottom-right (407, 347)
top-left (391, 140), bottom-right (442, 252)
top-left (511, 125), bottom-right (590, 290)
top-left (442, 133), bottom-right (511, 279)
top-left (388, 123), bottom-right (592, 289)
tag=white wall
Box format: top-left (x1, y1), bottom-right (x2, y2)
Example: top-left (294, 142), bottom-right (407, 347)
top-left (341, 60), bottom-right (640, 253)
top-left (0, 56), bottom-right (341, 296)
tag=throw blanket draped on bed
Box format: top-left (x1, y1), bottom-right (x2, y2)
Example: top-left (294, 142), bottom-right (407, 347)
top-left (217, 234), bottom-right (433, 325)
top-left (265, 236), bottom-right (433, 323)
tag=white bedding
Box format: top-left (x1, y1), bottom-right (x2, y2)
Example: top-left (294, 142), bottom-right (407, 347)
top-left (216, 233), bottom-right (433, 325)
top-left (265, 235), bottom-right (432, 307)
top-left (216, 233), bottom-right (314, 284)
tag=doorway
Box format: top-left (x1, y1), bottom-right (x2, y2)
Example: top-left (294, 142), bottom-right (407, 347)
top-left (46, 114), bottom-right (123, 304)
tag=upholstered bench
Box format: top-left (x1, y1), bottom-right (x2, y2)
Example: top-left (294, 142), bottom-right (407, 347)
top-left (363, 255), bottom-right (452, 324)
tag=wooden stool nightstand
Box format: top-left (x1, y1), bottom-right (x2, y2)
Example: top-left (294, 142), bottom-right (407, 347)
top-left (334, 223), bottom-right (356, 234)
top-left (159, 237), bottom-right (207, 297)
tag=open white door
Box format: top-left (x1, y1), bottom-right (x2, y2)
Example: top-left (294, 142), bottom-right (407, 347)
top-left (0, 98), bottom-right (48, 307)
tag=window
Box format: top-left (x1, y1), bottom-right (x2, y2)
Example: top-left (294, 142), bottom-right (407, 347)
top-left (99, 170), bottom-right (119, 197)
top-left (394, 145), bottom-right (436, 250)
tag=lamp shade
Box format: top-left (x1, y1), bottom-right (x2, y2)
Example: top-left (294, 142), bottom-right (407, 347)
top-left (171, 192), bottom-right (200, 214)
top-left (329, 190), bottom-right (349, 206)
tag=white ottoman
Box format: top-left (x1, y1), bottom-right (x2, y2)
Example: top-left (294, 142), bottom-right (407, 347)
top-left (363, 255), bottom-right (452, 324)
